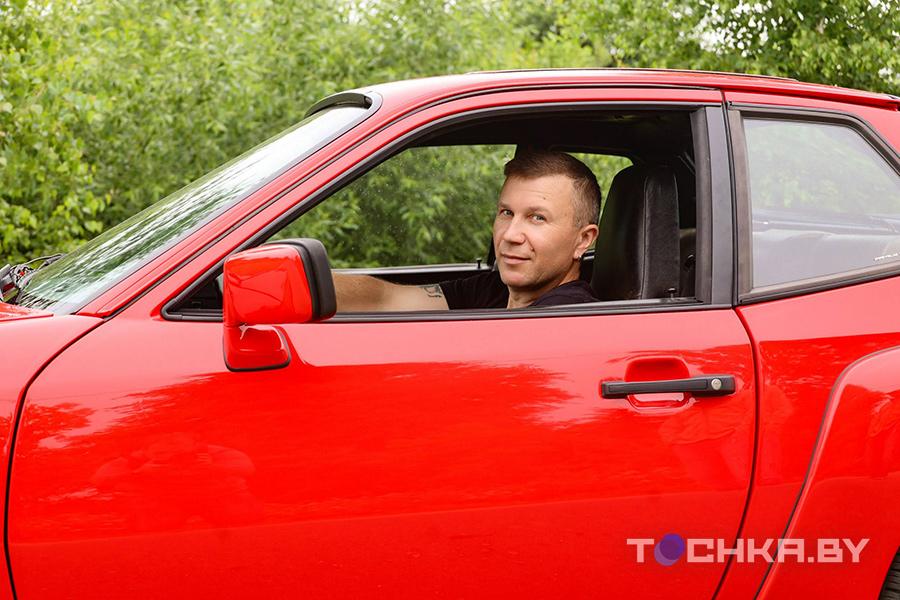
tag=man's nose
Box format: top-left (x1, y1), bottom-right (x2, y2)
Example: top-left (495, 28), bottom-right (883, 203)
top-left (500, 217), bottom-right (526, 244)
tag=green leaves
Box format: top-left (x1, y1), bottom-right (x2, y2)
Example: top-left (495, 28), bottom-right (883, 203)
top-left (555, 0), bottom-right (899, 94)
top-left (1, 0), bottom-right (896, 266)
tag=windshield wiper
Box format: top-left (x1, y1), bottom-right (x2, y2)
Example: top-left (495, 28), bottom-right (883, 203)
top-left (0, 253), bottom-right (66, 304)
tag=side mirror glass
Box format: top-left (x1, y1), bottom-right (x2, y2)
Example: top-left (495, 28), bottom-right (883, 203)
top-left (222, 238), bottom-right (335, 371)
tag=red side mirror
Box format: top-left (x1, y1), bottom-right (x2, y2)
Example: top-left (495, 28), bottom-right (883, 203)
top-left (222, 239), bottom-right (335, 371)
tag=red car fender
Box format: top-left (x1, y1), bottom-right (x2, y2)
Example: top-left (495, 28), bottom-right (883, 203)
top-left (759, 345), bottom-right (900, 598)
top-left (0, 310), bottom-right (103, 600)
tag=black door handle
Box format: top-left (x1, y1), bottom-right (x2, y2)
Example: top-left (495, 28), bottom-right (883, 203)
top-left (601, 375), bottom-right (735, 399)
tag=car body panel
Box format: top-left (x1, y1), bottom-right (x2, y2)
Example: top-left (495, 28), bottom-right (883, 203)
top-left (0, 302), bottom-right (51, 323)
top-left (757, 344), bottom-right (900, 598)
top-left (0, 311), bottom-right (102, 600)
top-left (712, 88), bottom-right (900, 598)
top-left (716, 276), bottom-right (900, 598)
top-left (9, 309), bottom-right (755, 599)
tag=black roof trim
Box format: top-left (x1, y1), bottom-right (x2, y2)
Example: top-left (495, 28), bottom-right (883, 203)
top-left (305, 91), bottom-right (378, 117)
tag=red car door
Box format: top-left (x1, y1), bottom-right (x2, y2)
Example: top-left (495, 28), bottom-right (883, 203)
top-left (7, 87), bottom-right (755, 599)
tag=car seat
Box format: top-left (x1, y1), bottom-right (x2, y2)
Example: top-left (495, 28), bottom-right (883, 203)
top-left (592, 164), bottom-right (681, 300)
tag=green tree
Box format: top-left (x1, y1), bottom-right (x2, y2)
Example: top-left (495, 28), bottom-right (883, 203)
top-left (554, 0), bottom-right (899, 94)
top-left (1, 0), bottom-right (895, 266)
top-left (0, 0), bottom-right (108, 262)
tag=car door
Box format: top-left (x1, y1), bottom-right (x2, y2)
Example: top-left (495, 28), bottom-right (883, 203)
top-left (7, 87), bottom-right (755, 599)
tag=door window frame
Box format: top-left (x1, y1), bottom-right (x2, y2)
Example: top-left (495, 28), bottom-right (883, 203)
top-left (164, 97), bottom-right (735, 322)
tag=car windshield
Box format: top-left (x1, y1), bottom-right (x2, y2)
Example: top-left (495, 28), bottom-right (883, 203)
top-left (16, 104), bottom-right (369, 314)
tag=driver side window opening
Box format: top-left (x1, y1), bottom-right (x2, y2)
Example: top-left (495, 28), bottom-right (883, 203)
top-left (169, 106), bottom-right (706, 318)
top-left (271, 145), bottom-right (629, 270)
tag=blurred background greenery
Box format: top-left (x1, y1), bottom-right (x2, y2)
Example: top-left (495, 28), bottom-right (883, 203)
top-left (1, 0), bottom-right (897, 264)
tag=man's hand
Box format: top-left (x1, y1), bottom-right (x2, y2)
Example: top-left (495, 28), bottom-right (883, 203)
top-left (332, 273), bottom-right (449, 312)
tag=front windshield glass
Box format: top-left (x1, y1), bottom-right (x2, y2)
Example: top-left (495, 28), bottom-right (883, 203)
top-left (17, 104), bottom-right (369, 313)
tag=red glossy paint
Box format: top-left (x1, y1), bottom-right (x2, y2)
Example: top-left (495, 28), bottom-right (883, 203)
top-left (0, 301), bottom-right (51, 323)
top-left (222, 325), bottom-right (291, 372)
top-left (0, 312), bottom-right (102, 600)
top-left (719, 276), bottom-right (900, 599)
top-left (9, 310), bottom-right (755, 599)
top-left (712, 90), bottom-right (900, 600)
top-left (0, 70), bottom-right (898, 598)
top-left (223, 245), bottom-right (315, 327)
top-left (759, 345), bottom-right (900, 598)
top-left (222, 245), bottom-right (315, 370)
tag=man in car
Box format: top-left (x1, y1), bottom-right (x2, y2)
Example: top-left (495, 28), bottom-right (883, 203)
top-left (333, 150), bottom-right (601, 311)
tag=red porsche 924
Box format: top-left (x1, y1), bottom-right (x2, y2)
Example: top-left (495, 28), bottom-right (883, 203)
top-left (1, 69), bottom-right (899, 599)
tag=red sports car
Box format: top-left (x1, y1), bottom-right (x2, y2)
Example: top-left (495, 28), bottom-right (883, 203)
top-left (1, 70), bottom-right (899, 599)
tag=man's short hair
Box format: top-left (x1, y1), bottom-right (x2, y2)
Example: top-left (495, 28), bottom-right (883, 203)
top-left (503, 150), bottom-right (601, 228)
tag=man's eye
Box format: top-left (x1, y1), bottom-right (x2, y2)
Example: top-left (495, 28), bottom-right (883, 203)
top-left (532, 214), bottom-right (546, 222)
top-left (499, 209), bottom-right (513, 217)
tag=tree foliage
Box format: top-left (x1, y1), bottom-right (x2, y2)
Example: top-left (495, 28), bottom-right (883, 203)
top-left (1, 0), bottom-right (896, 264)
top-left (556, 0), bottom-right (899, 93)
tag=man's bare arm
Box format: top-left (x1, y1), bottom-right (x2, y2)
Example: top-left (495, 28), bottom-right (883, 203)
top-left (332, 273), bottom-right (449, 312)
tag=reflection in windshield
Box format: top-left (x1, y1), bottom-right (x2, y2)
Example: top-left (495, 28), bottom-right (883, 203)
top-left (18, 105), bottom-right (368, 313)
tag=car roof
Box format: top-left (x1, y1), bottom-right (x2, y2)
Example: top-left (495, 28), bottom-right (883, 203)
top-left (352, 68), bottom-right (900, 112)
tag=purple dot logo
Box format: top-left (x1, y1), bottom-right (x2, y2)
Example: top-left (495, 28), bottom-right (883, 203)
top-left (654, 533), bottom-right (686, 566)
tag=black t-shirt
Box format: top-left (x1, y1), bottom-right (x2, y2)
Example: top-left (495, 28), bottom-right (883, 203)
top-left (439, 270), bottom-right (597, 309)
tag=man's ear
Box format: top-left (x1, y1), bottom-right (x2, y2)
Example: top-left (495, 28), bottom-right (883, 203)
top-left (574, 224), bottom-right (599, 258)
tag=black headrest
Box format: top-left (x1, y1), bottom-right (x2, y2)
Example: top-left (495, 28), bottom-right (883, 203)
top-left (592, 165), bottom-right (681, 300)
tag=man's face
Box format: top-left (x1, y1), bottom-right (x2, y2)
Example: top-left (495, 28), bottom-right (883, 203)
top-left (492, 174), bottom-right (596, 297)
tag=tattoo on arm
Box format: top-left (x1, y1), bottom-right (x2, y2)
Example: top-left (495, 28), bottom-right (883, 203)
top-left (419, 284), bottom-right (445, 298)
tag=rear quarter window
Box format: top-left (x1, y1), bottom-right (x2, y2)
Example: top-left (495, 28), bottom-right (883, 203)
top-left (744, 118), bottom-right (900, 288)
